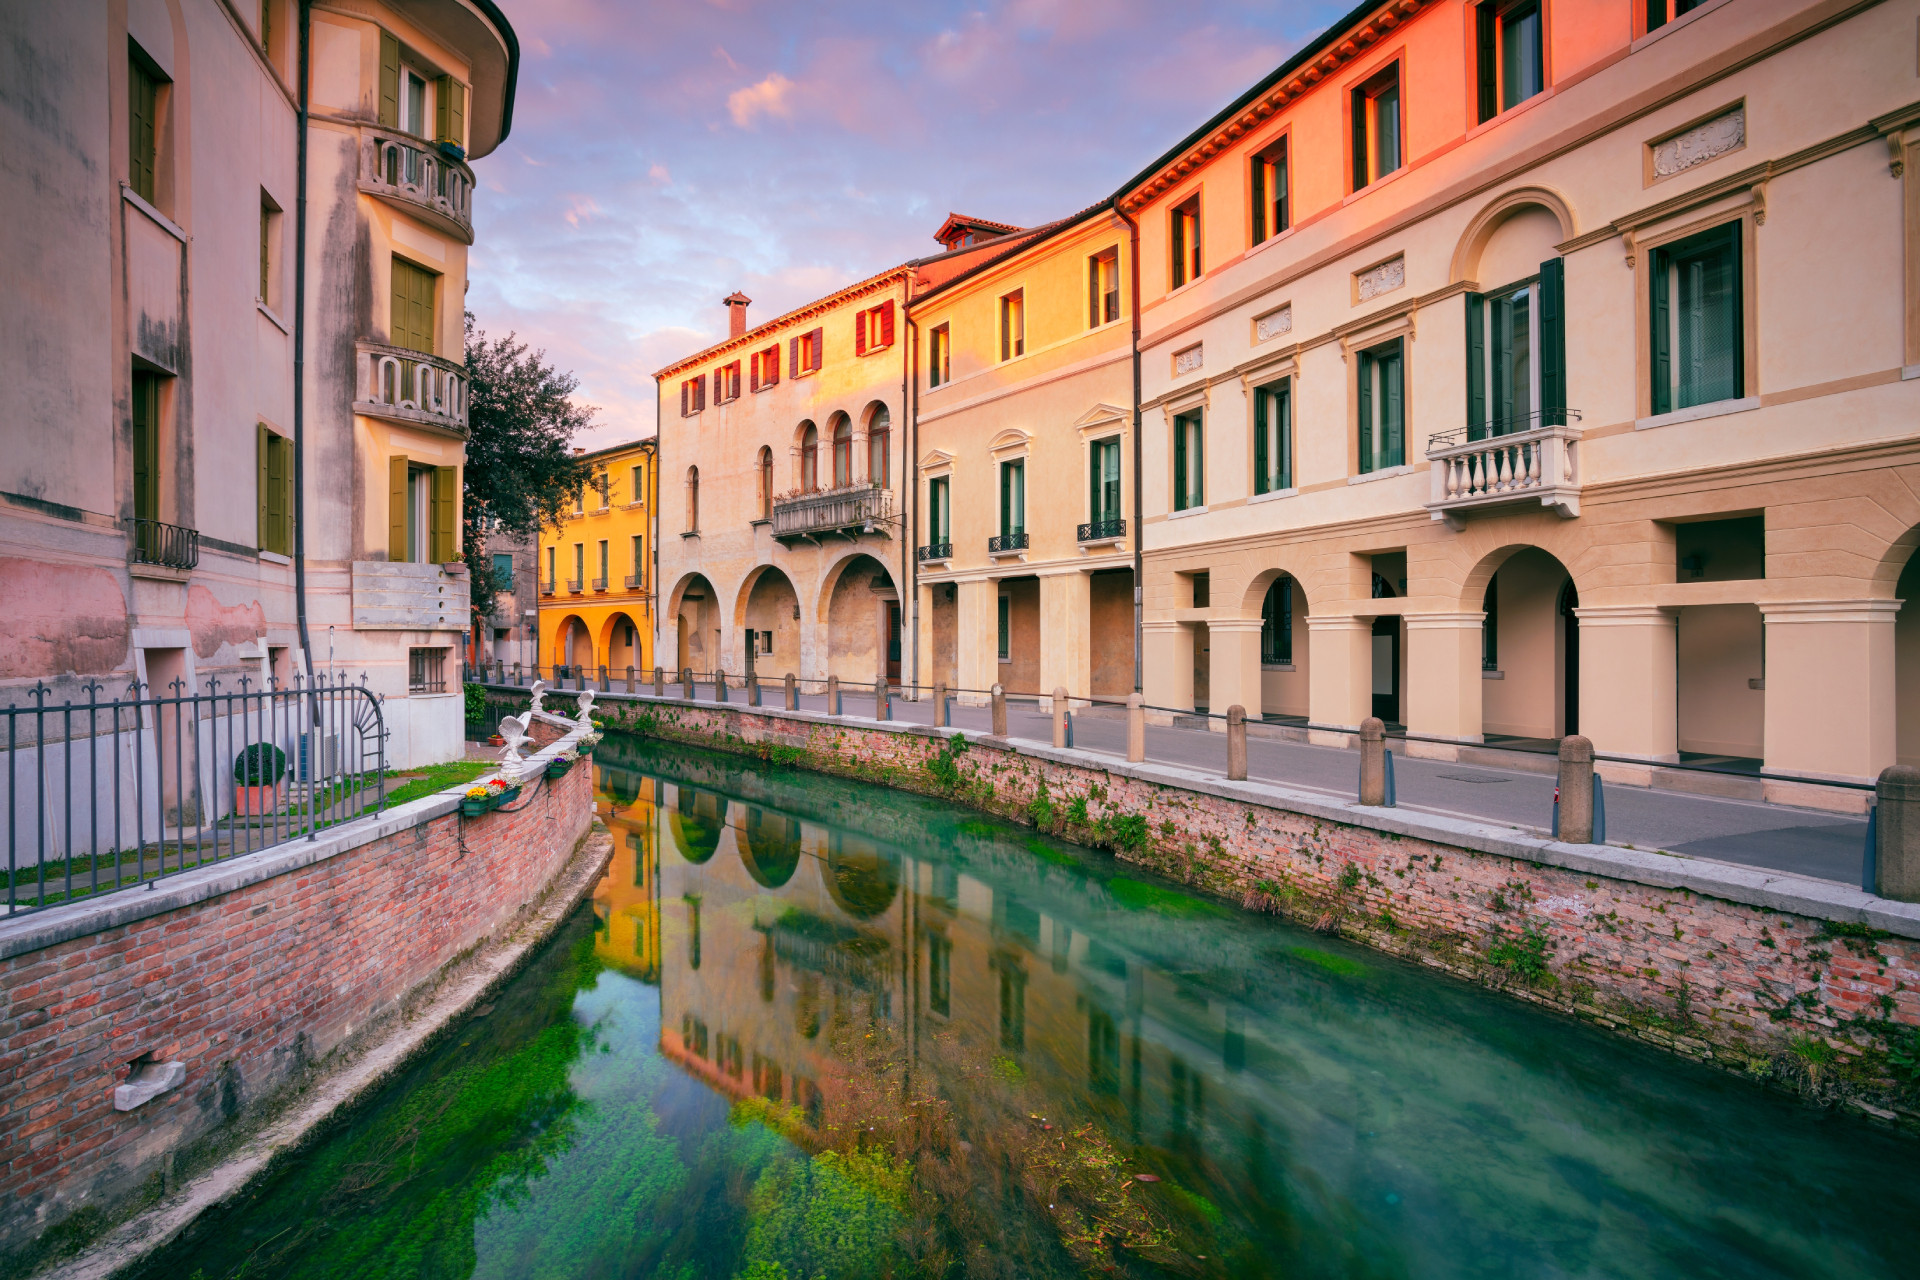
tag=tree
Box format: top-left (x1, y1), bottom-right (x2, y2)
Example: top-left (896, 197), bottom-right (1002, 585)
top-left (462, 312), bottom-right (595, 625)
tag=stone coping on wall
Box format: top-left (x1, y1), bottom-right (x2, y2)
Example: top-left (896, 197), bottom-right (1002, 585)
top-left (0, 725), bottom-right (591, 963)
top-left (537, 686), bottom-right (1920, 941)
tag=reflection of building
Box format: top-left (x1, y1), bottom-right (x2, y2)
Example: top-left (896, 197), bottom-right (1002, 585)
top-left (539, 438), bottom-right (657, 677)
top-left (593, 765), bottom-right (662, 983)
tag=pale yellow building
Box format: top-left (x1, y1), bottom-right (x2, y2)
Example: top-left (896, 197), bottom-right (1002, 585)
top-left (538, 437), bottom-right (657, 677)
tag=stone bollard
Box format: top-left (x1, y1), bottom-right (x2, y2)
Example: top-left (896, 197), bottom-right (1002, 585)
top-left (1358, 717), bottom-right (1387, 806)
top-left (784, 672), bottom-right (798, 711)
top-left (875, 677), bottom-right (891, 721)
top-left (991, 684), bottom-right (1007, 736)
top-left (1556, 735), bottom-right (1596, 844)
top-left (827, 674), bottom-right (841, 716)
top-left (625, 666), bottom-right (635, 694)
top-left (654, 666), bottom-right (664, 697)
top-left (1127, 693), bottom-right (1145, 763)
top-left (1227, 705), bottom-right (1247, 781)
top-left (1876, 765), bottom-right (1920, 901)
top-left (716, 669), bottom-right (729, 703)
top-left (748, 671), bottom-right (761, 706)
top-left (600, 665), bottom-right (610, 692)
top-left (1052, 687), bottom-right (1070, 748)
top-left (681, 667), bottom-right (693, 699)
top-left (513, 661), bottom-right (522, 684)
top-left (934, 682), bottom-right (949, 728)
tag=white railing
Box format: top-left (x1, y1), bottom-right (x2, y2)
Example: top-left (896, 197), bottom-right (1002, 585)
top-left (358, 127), bottom-right (474, 241)
top-left (354, 342), bottom-right (468, 435)
top-left (1426, 415), bottom-right (1582, 524)
top-left (771, 484), bottom-right (892, 540)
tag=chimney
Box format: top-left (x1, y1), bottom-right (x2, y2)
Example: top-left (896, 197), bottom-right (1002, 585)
top-left (724, 291), bottom-right (751, 339)
top-left (573, 447), bottom-right (585, 455)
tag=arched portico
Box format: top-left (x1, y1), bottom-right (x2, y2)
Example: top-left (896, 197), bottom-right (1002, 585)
top-left (735, 565), bottom-right (802, 679)
top-left (598, 611), bottom-right (643, 676)
top-left (818, 551), bottom-right (898, 684)
top-left (668, 572), bottom-right (721, 675)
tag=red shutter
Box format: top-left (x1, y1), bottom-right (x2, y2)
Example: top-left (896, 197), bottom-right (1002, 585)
top-left (768, 344), bottom-right (780, 386)
top-left (789, 336), bottom-right (800, 376)
top-left (749, 354), bottom-right (760, 393)
top-left (880, 300), bottom-right (895, 349)
top-left (695, 377), bottom-right (705, 411)
top-left (855, 309), bottom-right (869, 356)
top-left (680, 381), bottom-right (689, 416)
top-left (813, 327), bottom-right (823, 369)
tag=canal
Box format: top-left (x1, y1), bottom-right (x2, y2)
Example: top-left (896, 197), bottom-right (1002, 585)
top-left (134, 733), bottom-right (1920, 1279)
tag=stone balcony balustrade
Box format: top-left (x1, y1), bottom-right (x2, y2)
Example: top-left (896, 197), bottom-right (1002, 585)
top-left (1426, 413), bottom-right (1582, 527)
top-left (772, 484), bottom-right (893, 543)
top-left (354, 342), bottom-right (469, 437)
top-left (358, 126), bottom-right (475, 243)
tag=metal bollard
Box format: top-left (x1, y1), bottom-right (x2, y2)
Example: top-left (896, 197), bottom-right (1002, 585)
top-left (1052, 687), bottom-right (1069, 748)
top-left (933, 682), bottom-right (949, 728)
top-left (1555, 735), bottom-right (1596, 843)
top-left (1358, 717), bottom-right (1387, 805)
top-left (1127, 693), bottom-right (1145, 763)
top-left (716, 670), bottom-right (729, 703)
top-left (991, 684), bottom-right (1007, 736)
top-left (876, 677), bottom-right (891, 721)
top-left (827, 674), bottom-right (841, 716)
top-left (1875, 765), bottom-right (1920, 901)
top-left (654, 665), bottom-right (664, 697)
top-left (1227, 704), bottom-right (1247, 781)
top-left (682, 667), bottom-right (693, 699)
top-left (785, 672), bottom-right (798, 711)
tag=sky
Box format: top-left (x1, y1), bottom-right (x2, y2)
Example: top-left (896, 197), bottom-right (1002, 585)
top-left (466, 0), bottom-right (1354, 451)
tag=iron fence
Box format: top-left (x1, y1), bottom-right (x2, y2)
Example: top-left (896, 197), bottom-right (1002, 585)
top-left (5, 673), bottom-right (387, 916)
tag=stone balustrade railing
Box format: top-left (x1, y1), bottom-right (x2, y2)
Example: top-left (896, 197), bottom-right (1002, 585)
top-left (1426, 417), bottom-right (1582, 525)
top-left (353, 342), bottom-right (468, 436)
top-left (358, 126), bottom-right (474, 242)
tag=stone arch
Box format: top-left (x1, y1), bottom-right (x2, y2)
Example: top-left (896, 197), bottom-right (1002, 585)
top-left (554, 613), bottom-right (594, 670)
top-left (1872, 521), bottom-right (1920, 595)
top-left (598, 611), bottom-right (643, 674)
top-left (668, 785), bottom-right (726, 864)
top-left (1239, 565), bottom-right (1314, 720)
top-left (735, 564), bottom-right (802, 675)
top-left (1461, 542), bottom-right (1581, 740)
top-left (817, 551), bottom-right (898, 683)
top-left (823, 834), bottom-right (899, 920)
top-left (667, 571), bottom-right (721, 674)
top-left (1449, 186), bottom-right (1578, 285)
top-left (738, 806), bottom-right (803, 888)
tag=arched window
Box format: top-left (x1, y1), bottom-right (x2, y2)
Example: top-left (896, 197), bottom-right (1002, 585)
top-left (867, 406), bottom-right (890, 487)
top-left (832, 416), bottom-right (853, 488)
top-left (686, 466), bottom-right (699, 532)
top-left (801, 423), bottom-right (819, 492)
top-left (757, 446), bottom-right (774, 520)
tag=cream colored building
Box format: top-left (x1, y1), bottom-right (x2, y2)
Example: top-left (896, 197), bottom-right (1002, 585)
top-left (0, 0), bottom-right (515, 767)
top-left (1104, 0), bottom-right (1920, 802)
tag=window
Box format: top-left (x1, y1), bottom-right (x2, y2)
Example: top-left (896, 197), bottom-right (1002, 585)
top-left (750, 344), bottom-right (780, 391)
top-left (259, 193), bottom-right (281, 306)
top-left (831, 417), bottom-right (852, 487)
top-left (1482, 577), bottom-right (1499, 670)
top-left (1261, 577), bottom-right (1294, 665)
top-left (1000, 290), bottom-right (1025, 361)
top-left (1647, 0), bottom-right (1708, 33)
top-left (679, 375), bottom-right (706, 416)
top-left (1089, 248), bottom-right (1120, 326)
top-left (570, 542), bottom-right (584, 590)
top-left (1251, 139), bottom-right (1289, 245)
top-left (401, 66), bottom-right (430, 137)
top-left (1170, 195), bottom-right (1201, 289)
top-left (1477, 1), bottom-right (1543, 121)
top-left (1651, 224), bottom-right (1741, 414)
top-left (789, 326), bottom-right (824, 376)
top-left (1253, 378), bottom-right (1292, 494)
top-left (1191, 572), bottom-right (1210, 608)
top-left (928, 476), bottom-right (950, 545)
top-left (408, 647), bottom-right (446, 693)
top-left (757, 446), bottom-right (773, 519)
top-left (573, 485), bottom-right (584, 515)
top-left (630, 464), bottom-right (644, 505)
top-left (1000, 459), bottom-right (1025, 537)
top-left (544, 546), bottom-right (555, 592)
top-left (593, 471), bottom-right (610, 508)
top-left (256, 426), bottom-right (292, 555)
top-left (630, 534), bottom-right (643, 587)
top-left (492, 551), bottom-right (514, 593)
top-left (1466, 259), bottom-right (1565, 437)
top-left (1172, 409), bottom-right (1204, 510)
top-left (998, 595), bottom-right (1011, 661)
top-left (129, 51), bottom-right (162, 204)
top-left (1352, 64), bottom-right (1402, 190)
top-left (868, 406), bottom-right (890, 486)
top-left (132, 371), bottom-right (161, 525)
top-left (686, 467), bottom-right (699, 532)
top-left (1357, 339), bottom-right (1405, 473)
top-left (595, 539), bottom-right (609, 590)
top-left (389, 256), bottom-right (437, 355)
top-left (801, 423), bottom-right (819, 491)
top-left (1089, 436), bottom-right (1121, 528)
top-left (855, 301), bottom-right (895, 355)
top-left (387, 458), bottom-right (455, 562)
top-left (713, 361), bottom-right (742, 404)
top-left (929, 324), bottom-right (951, 387)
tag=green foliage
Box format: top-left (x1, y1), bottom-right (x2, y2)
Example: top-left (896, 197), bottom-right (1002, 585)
top-left (464, 682), bottom-right (489, 724)
top-left (757, 742), bottom-right (805, 768)
top-left (1789, 1034), bottom-right (1839, 1070)
top-left (1024, 838), bottom-right (1077, 868)
top-left (1026, 778), bottom-right (1055, 830)
top-left (232, 741), bottom-right (287, 786)
top-left (1095, 812), bottom-right (1149, 853)
top-left (924, 736), bottom-right (969, 791)
top-left (733, 1150), bottom-right (909, 1280)
top-left (955, 818), bottom-right (998, 838)
top-left (1066, 794), bottom-right (1090, 827)
top-left (1487, 926), bottom-right (1554, 984)
top-left (1887, 1027), bottom-right (1920, 1088)
top-left (1336, 864), bottom-right (1363, 892)
top-left (1284, 945), bottom-right (1368, 977)
top-left (1107, 877), bottom-right (1228, 919)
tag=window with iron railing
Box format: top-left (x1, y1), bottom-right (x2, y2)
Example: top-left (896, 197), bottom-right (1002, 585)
top-left (408, 646), bottom-right (446, 693)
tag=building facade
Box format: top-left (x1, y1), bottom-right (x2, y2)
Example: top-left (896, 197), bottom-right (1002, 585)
top-left (1, 0), bottom-right (517, 768)
top-left (478, 529), bottom-right (540, 669)
top-left (538, 438), bottom-right (658, 678)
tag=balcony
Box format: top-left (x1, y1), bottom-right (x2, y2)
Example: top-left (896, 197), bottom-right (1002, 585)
top-left (988, 531), bottom-right (1028, 556)
top-left (541, 577), bottom-right (556, 595)
top-left (592, 576), bottom-right (608, 592)
top-left (358, 126), bottom-right (475, 243)
top-left (624, 574), bottom-right (642, 589)
top-left (567, 577), bottom-right (585, 593)
top-left (917, 542), bottom-right (952, 564)
top-left (354, 342), bottom-right (468, 437)
top-left (1426, 412), bottom-right (1582, 527)
top-left (1078, 518), bottom-right (1125, 545)
top-left (127, 517), bottom-right (198, 572)
top-left (772, 484), bottom-right (892, 543)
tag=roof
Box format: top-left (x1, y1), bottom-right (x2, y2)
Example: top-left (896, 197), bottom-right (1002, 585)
top-left (932, 212), bottom-right (1024, 247)
top-left (908, 197), bottom-right (1118, 309)
top-left (652, 263), bottom-right (913, 380)
top-left (572, 436), bottom-right (658, 463)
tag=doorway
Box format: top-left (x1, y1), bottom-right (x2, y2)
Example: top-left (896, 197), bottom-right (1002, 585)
top-left (887, 604), bottom-right (902, 683)
top-left (1559, 581), bottom-right (1579, 736)
top-left (1370, 616), bottom-right (1400, 724)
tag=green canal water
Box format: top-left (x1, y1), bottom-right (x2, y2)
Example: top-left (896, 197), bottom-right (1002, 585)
top-left (139, 734), bottom-right (1920, 1279)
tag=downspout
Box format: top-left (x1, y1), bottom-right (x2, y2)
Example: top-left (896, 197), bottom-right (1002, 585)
top-left (903, 277), bottom-right (917, 699)
top-left (653, 387), bottom-right (662, 675)
top-left (1117, 203), bottom-right (1143, 692)
top-left (293, 0), bottom-right (317, 691)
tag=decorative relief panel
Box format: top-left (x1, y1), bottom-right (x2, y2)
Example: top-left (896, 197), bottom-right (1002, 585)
top-left (1355, 257), bottom-right (1405, 303)
top-left (1173, 344), bottom-right (1204, 376)
top-left (1255, 304), bottom-right (1293, 343)
top-left (1651, 107), bottom-right (1745, 179)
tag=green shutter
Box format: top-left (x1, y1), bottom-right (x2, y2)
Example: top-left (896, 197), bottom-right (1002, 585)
top-left (435, 76), bottom-right (465, 147)
top-left (1465, 291), bottom-right (1486, 441)
top-left (257, 424), bottom-right (271, 548)
top-left (1383, 344), bottom-right (1404, 467)
top-left (389, 455), bottom-right (409, 560)
top-left (129, 57), bottom-right (158, 203)
top-left (1650, 247), bottom-right (1672, 415)
top-left (1356, 352), bottom-right (1374, 473)
top-left (1277, 382), bottom-right (1292, 490)
top-left (431, 466), bottom-right (457, 563)
top-left (1173, 418), bottom-right (1187, 510)
top-left (1725, 223), bottom-right (1744, 400)
top-left (1476, 4), bottom-right (1498, 123)
top-left (1192, 416), bottom-right (1203, 506)
top-left (379, 31), bottom-right (401, 129)
top-left (132, 374), bottom-right (159, 521)
top-left (1250, 158), bottom-right (1266, 244)
top-left (1253, 388), bottom-right (1269, 495)
top-left (1351, 88), bottom-right (1369, 190)
top-left (269, 433), bottom-right (291, 554)
top-left (1539, 258), bottom-right (1566, 425)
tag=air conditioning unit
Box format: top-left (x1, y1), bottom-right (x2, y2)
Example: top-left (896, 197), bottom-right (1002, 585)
top-left (296, 733), bottom-right (340, 782)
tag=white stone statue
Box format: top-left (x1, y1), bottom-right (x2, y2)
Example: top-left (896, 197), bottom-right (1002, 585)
top-left (573, 688), bottom-right (597, 725)
top-left (497, 712), bottom-right (534, 780)
top-left (527, 679), bottom-right (548, 716)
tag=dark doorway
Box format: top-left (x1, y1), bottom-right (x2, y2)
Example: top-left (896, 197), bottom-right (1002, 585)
top-left (1560, 580), bottom-right (1579, 736)
top-left (887, 603), bottom-right (902, 683)
top-left (1370, 615), bottom-right (1400, 724)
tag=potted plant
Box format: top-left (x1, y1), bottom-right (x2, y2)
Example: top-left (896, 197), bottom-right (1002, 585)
top-left (546, 749), bottom-right (576, 780)
top-left (233, 743), bottom-right (287, 817)
top-left (489, 777), bottom-right (521, 807)
top-left (461, 785), bottom-right (492, 817)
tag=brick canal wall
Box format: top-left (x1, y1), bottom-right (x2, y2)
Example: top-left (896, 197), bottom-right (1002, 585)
top-left (0, 720), bottom-right (596, 1259)
top-left (594, 692), bottom-right (1920, 1117)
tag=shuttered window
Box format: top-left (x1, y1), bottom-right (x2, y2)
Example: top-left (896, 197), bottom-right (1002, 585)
top-left (1357, 340), bottom-right (1405, 473)
top-left (430, 466), bottom-right (457, 563)
top-left (1000, 460), bottom-right (1025, 536)
top-left (1089, 437), bottom-right (1121, 525)
top-left (434, 75), bottom-right (466, 148)
top-left (1253, 379), bottom-right (1292, 494)
top-left (999, 291), bottom-right (1025, 360)
top-left (929, 324), bottom-right (951, 386)
top-left (1352, 65), bottom-right (1402, 190)
top-left (378, 31), bottom-right (401, 129)
top-left (1169, 197), bottom-right (1200, 289)
top-left (129, 55), bottom-right (160, 203)
top-left (132, 372), bottom-right (161, 523)
top-left (856, 302), bottom-right (895, 355)
top-left (256, 425), bottom-right (293, 555)
top-left (388, 455), bottom-right (410, 561)
top-left (1172, 410), bottom-right (1204, 510)
top-left (390, 256), bottom-right (437, 355)
top-left (1250, 141), bottom-right (1289, 246)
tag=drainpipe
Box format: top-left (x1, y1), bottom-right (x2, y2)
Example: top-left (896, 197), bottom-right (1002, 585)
top-left (1117, 203), bottom-right (1143, 692)
top-left (292, 0), bottom-right (317, 696)
top-left (903, 276), bottom-right (918, 699)
top-left (653, 389), bottom-right (662, 675)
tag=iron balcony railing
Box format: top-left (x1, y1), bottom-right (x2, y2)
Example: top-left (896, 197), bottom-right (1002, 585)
top-left (1078, 518), bottom-right (1125, 543)
top-left (624, 574), bottom-right (642, 589)
top-left (917, 542), bottom-right (952, 562)
top-left (567, 577), bottom-right (585, 593)
top-left (1426, 410), bottom-right (1584, 523)
top-left (541, 577), bottom-right (556, 595)
top-left (3, 673), bottom-right (386, 916)
top-left (771, 484), bottom-right (892, 541)
top-left (988, 531), bottom-right (1029, 554)
top-left (127, 517), bottom-right (199, 571)
top-left (592, 576), bottom-right (608, 592)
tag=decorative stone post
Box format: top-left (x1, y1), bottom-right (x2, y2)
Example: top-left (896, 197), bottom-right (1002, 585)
top-left (1127, 693), bottom-right (1145, 763)
top-left (1877, 765), bottom-right (1920, 901)
top-left (1557, 735), bottom-right (1596, 844)
top-left (1358, 717), bottom-right (1387, 806)
top-left (681, 667), bottom-right (693, 699)
top-left (653, 666), bottom-right (664, 697)
top-left (1052, 687), bottom-right (1069, 748)
top-left (991, 683), bottom-right (1007, 736)
top-left (827, 674), bottom-right (841, 716)
top-left (715, 669), bottom-right (728, 703)
top-left (934, 682), bottom-right (949, 728)
top-left (1227, 704), bottom-right (1247, 781)
top-left (785, 672), bottom-right (798, 711)
top-left (875, 676), bottom-right (891, 721)
top-left (748, 671), bottom-right (761, 707)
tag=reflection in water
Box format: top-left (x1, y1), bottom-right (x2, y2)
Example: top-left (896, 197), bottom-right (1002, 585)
top-left (133, 735), bottom-right (1920, 1280)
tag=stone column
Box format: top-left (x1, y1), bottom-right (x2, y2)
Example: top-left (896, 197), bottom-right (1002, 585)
top-left (1038, 571), bottom-right (1092, 701)
top-left (1141, 620), bottom-right (1194, 713)
top-left (1573, 605), bottom-right (1677, 763)
top-left (1761, 600), bottom-right (1899, 783)
top-left (1204, 619), bottom-right (1264, 726)
top-left (1306, 616), bottom-right (1373, 738)
top-left (956, 578), bottom-right (999, 706)
top-left (1403, 612), bottom-right (1485, 744)
top-left (875, 598), bottom-right (892, 686)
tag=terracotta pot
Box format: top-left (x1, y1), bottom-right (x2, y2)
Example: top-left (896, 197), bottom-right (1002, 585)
top-left (235, 784), bottom-right (283, 817)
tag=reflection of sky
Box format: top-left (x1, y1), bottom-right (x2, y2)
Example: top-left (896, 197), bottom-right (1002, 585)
top-left (467, 0), bottom-right (1351, 448)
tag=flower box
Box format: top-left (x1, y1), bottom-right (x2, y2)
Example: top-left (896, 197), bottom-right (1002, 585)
top-left (545, 758), bottom-right (573, 780)
top-left (494, 784), bottom-right (522, 808)
top-left (460, 796), bottom-right (491, 817)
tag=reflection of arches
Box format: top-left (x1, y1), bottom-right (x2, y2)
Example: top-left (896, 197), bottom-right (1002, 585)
top-left (739, 806), bottom-right (802, 888)
top-left (824, 835), bottom-right (900, 919)
top-left (669, 786), bottom-right (725, 863)
top-left (1449, 186), bottom-right (1578, 284)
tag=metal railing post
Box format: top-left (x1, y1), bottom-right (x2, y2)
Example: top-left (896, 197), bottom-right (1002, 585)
top-left (1358, 717), bottom-right (1387, 806)
top-left (991, 684), bottom-right (1007, 736)
top-left (1227, 704), bottom-right (1247, 781)
top-left (1126, 693), bottom-right (1145, 763)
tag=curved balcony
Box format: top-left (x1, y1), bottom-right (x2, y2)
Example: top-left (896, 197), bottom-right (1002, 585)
top-left (772, 484), bottom-right (892, 544)
top-left (358, 126), bottom-right (474, 243)
top-left (353, 342), bottom-right (468, 437)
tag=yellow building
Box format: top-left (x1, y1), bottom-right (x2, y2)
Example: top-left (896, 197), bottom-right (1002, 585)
top-left (539, 438), bottom-right (657, 677)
